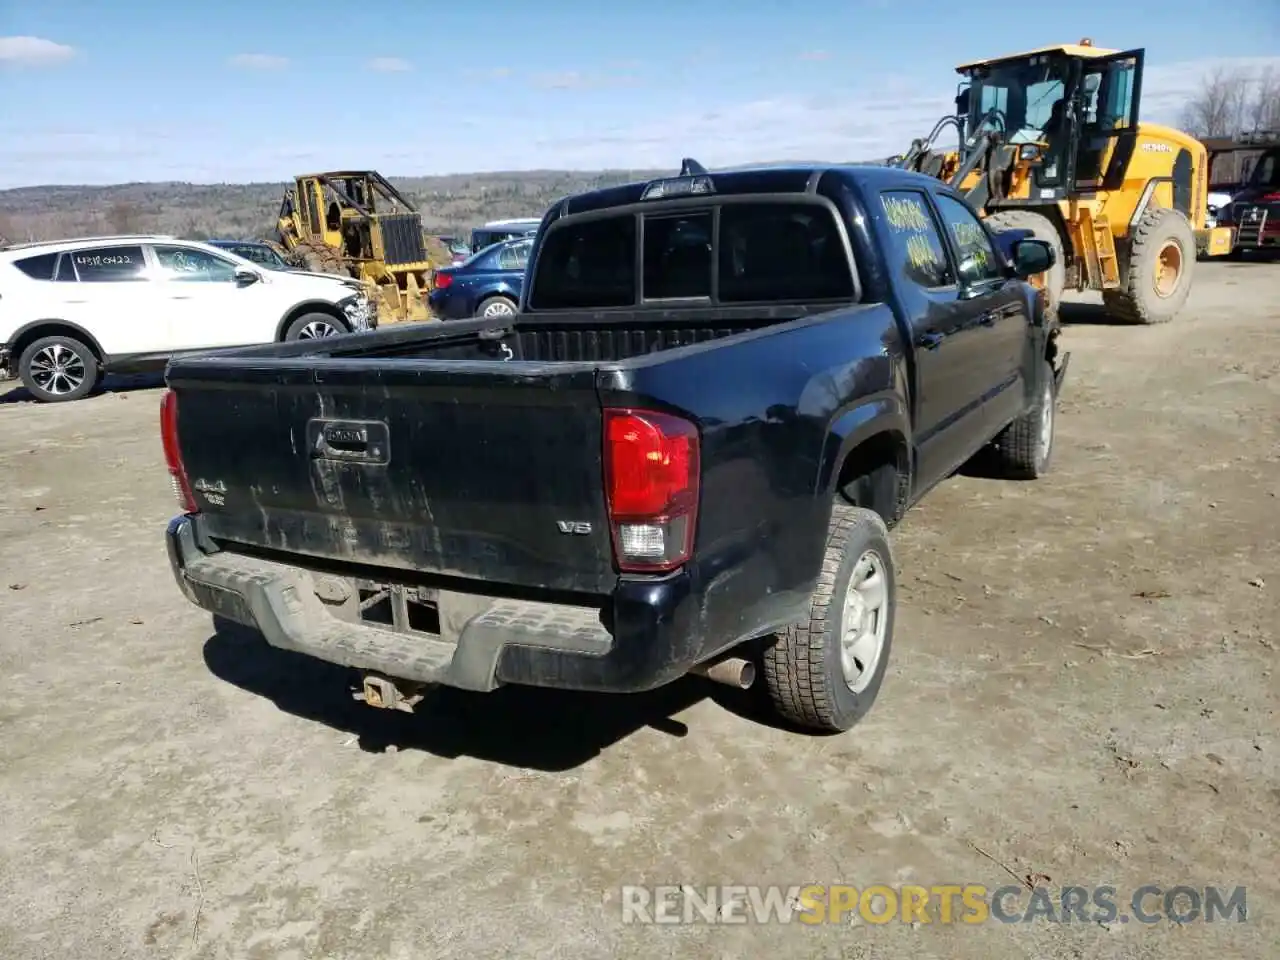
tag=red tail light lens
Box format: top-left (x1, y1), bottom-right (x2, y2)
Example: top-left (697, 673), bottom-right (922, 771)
top-left (160, 390), bottom-right (198, 514)
top-left (603, 409), bottom-right (699, 573)
top-left (433, 271), bottom-right (453, 289)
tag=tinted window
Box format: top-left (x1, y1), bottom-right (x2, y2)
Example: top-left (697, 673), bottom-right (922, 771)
top-left (71, 245), bottom-right (146, 282)
top-left (13, 252), bottom-right (59, 280)
top-left (933, 194), bottom-right (1002, 284)
top-left (497, 239), bottom-right (532, 271)
top-left (1255, 154), bottom-right (1279, 188)
top-left (644, 212), bottom-right (712, 300)
top-left (528, 215), bottom-right (637, 309)
top-left (55, 254), bottom-right (77, 282)
top-left (153, 245), bottom-right (237, 282)
top-left (718, 203), bottom-right (853, 302)
top-left (226, 244), bottom-right (285, 268)
top-left (878, 191), bottom-right (952, 289)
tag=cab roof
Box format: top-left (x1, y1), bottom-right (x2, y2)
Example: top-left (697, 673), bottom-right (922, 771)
top-left (956, 41), bottom-right (1121, 72)
top-left (297, 171), bottom-right (379, 180)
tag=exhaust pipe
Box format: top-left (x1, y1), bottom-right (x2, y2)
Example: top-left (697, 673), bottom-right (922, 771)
top-left (690, 656), bottom-right (756, 690)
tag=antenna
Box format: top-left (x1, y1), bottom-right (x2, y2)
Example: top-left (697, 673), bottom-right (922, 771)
top-left (679, 157), bottom-right (708, 176)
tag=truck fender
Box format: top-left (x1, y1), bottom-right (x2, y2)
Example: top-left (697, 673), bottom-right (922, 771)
top-left (816, 394), bottom-right (912, 499)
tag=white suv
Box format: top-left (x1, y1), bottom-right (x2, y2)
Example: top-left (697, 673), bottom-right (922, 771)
top-left (0, 234), bottom-right (377, 402)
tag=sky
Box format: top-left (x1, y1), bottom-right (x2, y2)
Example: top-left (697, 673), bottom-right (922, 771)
top-left (1, 0), bottom-right (1278, 187)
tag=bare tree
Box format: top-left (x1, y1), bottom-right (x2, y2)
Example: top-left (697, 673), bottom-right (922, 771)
top-left (1180, 66), bottom-right (1251, 138)
top-left (1181, 65), bottom-right (1280, 138)
top-left (1246, 66), bottom-right (1280, 133)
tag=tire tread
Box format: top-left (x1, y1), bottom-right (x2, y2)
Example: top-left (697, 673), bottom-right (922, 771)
top-left (762, 505), bottom-right (890, 732)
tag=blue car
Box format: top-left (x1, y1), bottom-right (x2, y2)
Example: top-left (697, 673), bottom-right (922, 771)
top-left (206, 239), bottom-right (292, 270)
top-left (428, 237), bottom-right (531, 320)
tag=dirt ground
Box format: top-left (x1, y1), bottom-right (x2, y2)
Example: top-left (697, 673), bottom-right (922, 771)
top-left (1, 260), bottom-right (1277, 960)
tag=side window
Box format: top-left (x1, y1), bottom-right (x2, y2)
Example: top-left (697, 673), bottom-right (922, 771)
top-left (1083, 55), bottom-right (1138, 131)
top-left (717, 203), bottom-right (854, 303)
top-left (933, 194), bottom-right (1002, 285)
top-left (497, 240), bottom-right (531, 271)
top-left (527, 215), bottom-right (637, 309)
top-left (55, 254), bottom-right (77, 282)
top-left (153, 245), bottom-right (237, 282)
top-left (70, 245), bottom-right (147, 282)
top-left (1256, 154), bottom-right (1278, 188)
top-left (13, 252), bottom-right (59, 280)
top-left (229, 245), bottom-right (272, 266)
top-left (644, 212), bottom-right (712, 300)
top-left (878, 191), bottom-right (952, 289)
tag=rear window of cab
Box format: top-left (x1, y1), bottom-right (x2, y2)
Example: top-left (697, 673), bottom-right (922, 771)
top-left (527, 201), bottom-right (856, 310)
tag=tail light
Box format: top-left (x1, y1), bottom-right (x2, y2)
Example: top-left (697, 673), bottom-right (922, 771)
top-left (603, 409), bottom-right (700, 573)
top-left (160, 390), bottom-right (198, 514)
top-left (433, 272), bottom-right (453, 289)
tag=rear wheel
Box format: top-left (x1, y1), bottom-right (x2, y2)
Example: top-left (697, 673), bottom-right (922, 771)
top-left (284, 312), bottom-right (348, 341)
top-left (985, 210), bottom-right (1066, 321)
top-left (476, 295), bottom-right (517, 320)
top-left (1102, 207), bottom-right (1196, 324)
top-left (761, 505), bottom-right (896, 733)
top-left (18, 335), bottom-right (100, 403)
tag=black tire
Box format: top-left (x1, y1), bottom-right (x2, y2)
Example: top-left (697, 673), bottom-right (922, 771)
top-left (475, 295), bottom-right (518, 320)
top-left (284, 312), bottom-right (349, 341)
top-left (1102, 207), bottom-right (1196, 324)
top-left (761, 505), bottom-right (896, 733)
top-left (991, 359), bottom-right (1057, 480)
top-left (986, 210), bottom-right (1066, 321)
top-left (18, 335), bottom-right (100, 403)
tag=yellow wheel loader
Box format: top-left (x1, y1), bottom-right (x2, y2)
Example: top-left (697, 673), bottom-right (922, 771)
top-left (897, 40), bottom-right (1235, 324)
top-left (275, 171), bottom-right (453, 324)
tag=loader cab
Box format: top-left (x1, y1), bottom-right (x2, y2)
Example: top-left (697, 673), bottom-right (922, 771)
top-left (958, 41), bottom-right (1143, 202)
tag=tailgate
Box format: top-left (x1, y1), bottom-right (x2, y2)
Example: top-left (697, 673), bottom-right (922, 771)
top-left (167, 358), bottom-right (617, 595)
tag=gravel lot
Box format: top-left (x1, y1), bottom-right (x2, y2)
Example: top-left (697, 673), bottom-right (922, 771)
top-left (1, 260), bottom-right (1277, 960)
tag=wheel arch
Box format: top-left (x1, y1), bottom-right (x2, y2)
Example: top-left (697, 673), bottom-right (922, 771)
top-left (819, 399), bottom-right (913, 527)
top-left (476, 287), bottom-right (519, 308)
top-left (275, 300), bottom-right (347, 341)
top-left (8, 319), bottom-right (108, 366)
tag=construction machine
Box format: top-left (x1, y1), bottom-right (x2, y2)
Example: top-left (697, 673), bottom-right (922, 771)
top-left (275, 171), bottom-right (453, 323)
top-left (897, 39), bottom-right (1235, 324)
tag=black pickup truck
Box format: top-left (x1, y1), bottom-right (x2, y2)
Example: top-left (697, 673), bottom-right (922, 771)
top-left (161, 161), bottom-right (1067, 733)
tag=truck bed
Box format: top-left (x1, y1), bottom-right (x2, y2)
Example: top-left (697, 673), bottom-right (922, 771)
top-left (163, 305), bottom-right (850, 598)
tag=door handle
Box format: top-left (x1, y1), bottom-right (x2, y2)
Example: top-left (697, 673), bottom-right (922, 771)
top-left (916, 331), bottom-right (945, 350)
top-left (977, 312), bottom-right (995, 326)
top-left (168, 295), bottom-right (193, 300)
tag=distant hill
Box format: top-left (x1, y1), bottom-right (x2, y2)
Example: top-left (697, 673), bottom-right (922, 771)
top-left (0, 161), bottom-right (884, 245)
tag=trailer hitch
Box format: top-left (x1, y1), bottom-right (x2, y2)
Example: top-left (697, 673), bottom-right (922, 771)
top-left (354, 673), bottom-right (429, 713)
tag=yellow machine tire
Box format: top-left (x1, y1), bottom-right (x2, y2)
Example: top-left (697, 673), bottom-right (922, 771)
top-left (1103, 208), bottom-right (1196, 325)
top-left (985, 210), bottom-right (1066, 320)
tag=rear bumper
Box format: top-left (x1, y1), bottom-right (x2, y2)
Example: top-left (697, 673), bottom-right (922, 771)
top-left (425, 290), bottom-right (470, 320)
top-left (166, 514), bottom-right (706, 694)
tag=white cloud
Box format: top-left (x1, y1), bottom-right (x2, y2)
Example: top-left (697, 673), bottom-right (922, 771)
top-left (367, 57), bottom-right (412, 73)
top-left (0, 36), bottom-right (75, 66)
top-left (4, 54), bottom-right (1280, 186)
top-left (533, 70), bottom-right (586, 90)
top-left (527, 54), bottom-right (1280, 170)
top-left (228, 53), bottom-right (288, 70)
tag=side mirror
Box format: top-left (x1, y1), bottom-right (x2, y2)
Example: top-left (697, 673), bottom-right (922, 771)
top-left (1011, 238), bottom-right (1056, 279)
top-left (955, 88), bottom-right (971, 116)
top-left (234, 267), bottom-right (261, 287)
